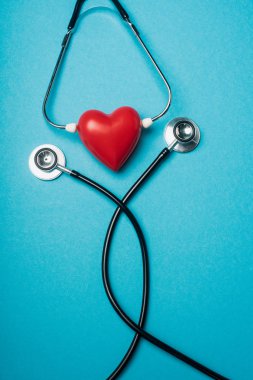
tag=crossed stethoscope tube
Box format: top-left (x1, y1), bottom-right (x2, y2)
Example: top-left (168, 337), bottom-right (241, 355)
top-left (29, 119), bottom-right (228, 380)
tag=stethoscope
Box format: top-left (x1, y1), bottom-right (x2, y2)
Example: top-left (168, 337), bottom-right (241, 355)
top-left (29, 1), bottom-right (229, 379)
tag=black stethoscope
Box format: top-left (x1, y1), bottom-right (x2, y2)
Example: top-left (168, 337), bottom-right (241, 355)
top-left (29, 1), bottom-right (229, 379)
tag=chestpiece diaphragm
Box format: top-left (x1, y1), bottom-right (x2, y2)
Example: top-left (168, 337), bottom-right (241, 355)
top-left (164, 117), bottom-right (200, 153)
top-left (29, 144), bottom-right (66, 180)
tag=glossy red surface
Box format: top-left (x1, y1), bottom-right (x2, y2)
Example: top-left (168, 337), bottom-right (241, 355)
top-left (77, 106), bottom-right (142, 171)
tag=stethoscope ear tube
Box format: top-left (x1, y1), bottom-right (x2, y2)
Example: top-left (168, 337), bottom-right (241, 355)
top-left (43, 0), bottom-right (172, 131)
top-left (68, 0), bottom-right (86, 30)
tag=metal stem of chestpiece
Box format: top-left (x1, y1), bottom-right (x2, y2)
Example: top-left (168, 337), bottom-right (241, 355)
top-left (42, 0), bottom-right (172, 129)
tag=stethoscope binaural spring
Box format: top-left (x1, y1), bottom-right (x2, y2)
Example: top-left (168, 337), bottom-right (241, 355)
top-left (29, 118), bottom-right (228, 380)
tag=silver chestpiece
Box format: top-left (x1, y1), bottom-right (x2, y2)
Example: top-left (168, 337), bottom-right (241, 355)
top-left (164, 117), bottom-right (200, 153)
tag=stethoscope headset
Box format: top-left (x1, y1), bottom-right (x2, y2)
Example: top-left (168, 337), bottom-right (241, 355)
top-left (29, 1), bottom-right (229, 379)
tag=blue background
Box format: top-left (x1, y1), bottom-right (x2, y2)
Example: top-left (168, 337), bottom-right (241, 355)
top-left (1, 1), bottom-right (253, 379)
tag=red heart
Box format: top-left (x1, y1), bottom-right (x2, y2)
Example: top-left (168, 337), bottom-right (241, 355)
top-left (77, 106), bottom-right (142, 171)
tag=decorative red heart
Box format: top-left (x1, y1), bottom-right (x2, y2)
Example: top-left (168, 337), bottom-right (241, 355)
top-left (77, 106), bottom-right (142, 171)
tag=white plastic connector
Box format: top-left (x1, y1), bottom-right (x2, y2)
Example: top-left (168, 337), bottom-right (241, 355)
top-left (65, 123), bottom-right (77, 133)
top-left (142, 118), bottom-right (153, 129)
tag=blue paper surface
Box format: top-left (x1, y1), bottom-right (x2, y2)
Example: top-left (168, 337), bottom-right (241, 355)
top-left (0, 1), bottom-right (253, 379)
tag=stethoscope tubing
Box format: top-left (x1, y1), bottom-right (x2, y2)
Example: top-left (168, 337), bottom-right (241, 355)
top-left (69, 156), bottom-right (229, 380)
